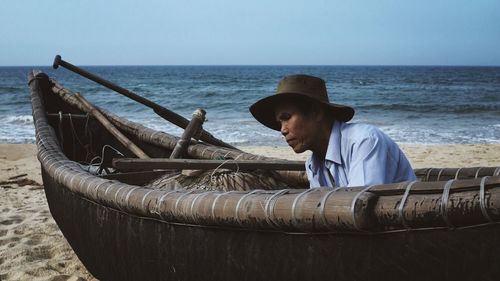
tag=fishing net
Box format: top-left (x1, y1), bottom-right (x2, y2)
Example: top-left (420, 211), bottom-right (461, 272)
top-left (145, 169), bottom-right (290, 191)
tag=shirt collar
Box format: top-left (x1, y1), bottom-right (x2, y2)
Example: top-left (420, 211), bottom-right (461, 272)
top-left (325, 120), bottom-right (342, 165)
top-left (308, 120), bottom-right (342, 172)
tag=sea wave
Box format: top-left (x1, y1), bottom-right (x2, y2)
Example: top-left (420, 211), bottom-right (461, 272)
top-left (1, 115), bottom-right (34, 125)
top-left (1, 65), bottom-right (499, 144)
top-left (356, 103), bottom-right (500, 114)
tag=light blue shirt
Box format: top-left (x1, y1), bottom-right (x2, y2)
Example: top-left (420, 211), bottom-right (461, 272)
top-left (306, 121), bottom-right (416, 188)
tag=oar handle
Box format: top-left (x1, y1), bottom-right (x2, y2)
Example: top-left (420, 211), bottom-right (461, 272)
top-left (54, 55), bottom-right (162, 111)
top-left (52, 55), bottom-right (238, 150)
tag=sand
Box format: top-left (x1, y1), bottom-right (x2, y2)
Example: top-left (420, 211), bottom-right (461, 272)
top-left (1, 143), bottom-right (499, 280)
top-left (0, 144), bottom-right (96, 281)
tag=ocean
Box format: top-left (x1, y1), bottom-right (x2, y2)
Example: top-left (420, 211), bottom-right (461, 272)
top-left (0, 65), bottom-right (499, 146)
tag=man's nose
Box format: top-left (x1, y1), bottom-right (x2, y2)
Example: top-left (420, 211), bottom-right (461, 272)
top-left (280, 122), bottom-right (288, 136)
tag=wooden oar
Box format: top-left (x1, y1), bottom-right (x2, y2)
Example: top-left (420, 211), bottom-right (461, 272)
top-left (52, 55), bottom-right (238, 150)
top-left (112, 158), bottom-right (305, 171)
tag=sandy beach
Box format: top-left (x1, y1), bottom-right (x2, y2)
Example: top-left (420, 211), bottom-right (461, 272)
top-left (1, 143), bottom-right (499, 280)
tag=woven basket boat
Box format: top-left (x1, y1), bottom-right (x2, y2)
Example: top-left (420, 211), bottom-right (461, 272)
top-left (28, 70), bottom-right (500, 281)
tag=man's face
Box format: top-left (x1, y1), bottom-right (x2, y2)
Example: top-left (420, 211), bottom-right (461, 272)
top-left (274, 102), bottom-right (319, 153)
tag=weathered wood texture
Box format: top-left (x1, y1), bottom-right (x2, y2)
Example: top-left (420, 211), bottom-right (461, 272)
top-left (112, 158), bottom-right (305, 171)
top-left (170, 108), bottom-right (206, 159)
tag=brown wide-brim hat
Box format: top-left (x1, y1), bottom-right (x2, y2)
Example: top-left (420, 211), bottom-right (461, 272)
top-left (249, 74), bottom-right (355, 131)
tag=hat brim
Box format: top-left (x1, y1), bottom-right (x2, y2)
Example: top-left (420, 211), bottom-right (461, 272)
top-left (249, 93), bottom-right (355, 131)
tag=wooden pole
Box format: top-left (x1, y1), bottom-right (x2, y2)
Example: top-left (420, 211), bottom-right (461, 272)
top-left (53, 55), bottom-right (238, 150)
top-left (74, 93), bottom-right (150, 159)
top-left (112, 158), bottom-right (305, 171)
top-left (170, 108), bottom-right (206, 159)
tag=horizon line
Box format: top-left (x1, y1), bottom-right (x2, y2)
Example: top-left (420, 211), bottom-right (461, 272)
top-left (1, 63), bottom-right (500, 67)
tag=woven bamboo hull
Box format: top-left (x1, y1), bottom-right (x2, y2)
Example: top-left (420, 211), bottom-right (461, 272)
top-left (43, 170), bottom-right (500, 281)
top-left (29, 70), bottom-right (500, 281)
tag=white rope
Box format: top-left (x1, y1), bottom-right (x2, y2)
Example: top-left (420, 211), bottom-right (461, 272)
top-left (475, 167), bottom-right (483, 179)
top-left (350, 185), bottom-right (376, 231)
top-left (154, 190), bottom-right (181, 219)
top-left (425, 168), bottom-right (433, 182)
top-left (140, 189), bottom-right (156, 211)
top-left (291, 189), bottom-right (316, 228)
top-left (398, 181), bottom-right (418, 229)
top-left (440, 179), bottom-right (455, 228)
top-left (479, 176), bottom-right (494, 223)
top-left (264, 189), bottom-right (290, 229)
top-left (235, 189), bottom-right (264, 225)
top-left (319, 187), bottom-right (342, 227)
top-left (436, 168), bottom-right (444, 181)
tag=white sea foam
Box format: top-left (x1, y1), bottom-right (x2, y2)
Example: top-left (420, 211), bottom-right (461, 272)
top-left (0, 115), bottom-right (35, 143)
top-left (2, 115), bottom-right (33, 125)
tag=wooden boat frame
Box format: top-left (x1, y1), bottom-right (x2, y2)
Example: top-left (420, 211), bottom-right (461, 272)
top-left (29, 70), bottom-right (500, 281)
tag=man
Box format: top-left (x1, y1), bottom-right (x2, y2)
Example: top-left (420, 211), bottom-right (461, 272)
top-left (250, 74), bottom-right (416, 188)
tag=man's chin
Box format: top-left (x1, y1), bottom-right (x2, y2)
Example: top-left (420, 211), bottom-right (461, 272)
top-left (291, 145), bottom-right (306, 154)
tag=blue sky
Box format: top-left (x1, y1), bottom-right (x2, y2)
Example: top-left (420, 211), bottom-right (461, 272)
top-left (1, 0), bottom-right (499, 66)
